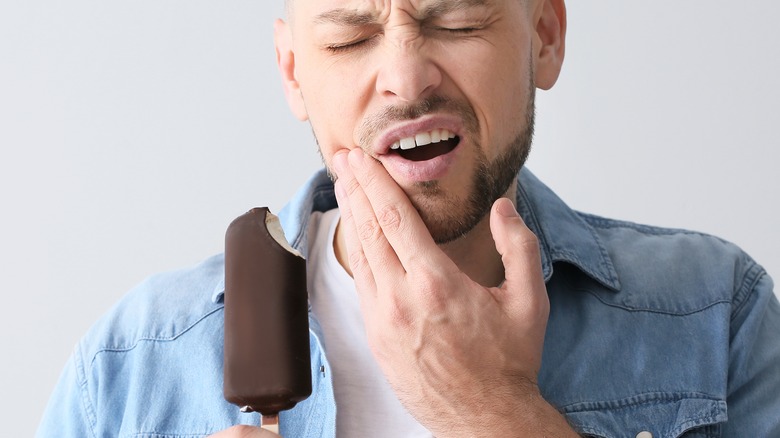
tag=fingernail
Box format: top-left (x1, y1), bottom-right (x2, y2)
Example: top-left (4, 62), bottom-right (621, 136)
top-left (496, 198), bottom-right (519, 217)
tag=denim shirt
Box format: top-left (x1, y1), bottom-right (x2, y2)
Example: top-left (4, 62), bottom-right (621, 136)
top-left (38, 168), bottom-right (780, 438)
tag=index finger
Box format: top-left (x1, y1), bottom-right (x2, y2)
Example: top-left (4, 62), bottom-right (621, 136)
top-left (346, 148), bottom-right (448, 269)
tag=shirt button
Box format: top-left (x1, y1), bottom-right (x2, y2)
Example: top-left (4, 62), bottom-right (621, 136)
top-left (636, 432), bottom-right (653, 438)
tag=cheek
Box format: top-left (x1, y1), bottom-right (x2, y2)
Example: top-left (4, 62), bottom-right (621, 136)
top-left (450, 43), bottom-right (531, 140)
top-left (298, 65), bottom-right (366, 157)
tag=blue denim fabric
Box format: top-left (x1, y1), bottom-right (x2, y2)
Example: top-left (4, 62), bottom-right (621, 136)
top-left (38, 168), bottom-right (780, 437)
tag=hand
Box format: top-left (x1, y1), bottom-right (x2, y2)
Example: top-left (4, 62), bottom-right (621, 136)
top-left (208, 425), bottom-right (280, 437)
top-left (332, 149), bottom-right (576, 437)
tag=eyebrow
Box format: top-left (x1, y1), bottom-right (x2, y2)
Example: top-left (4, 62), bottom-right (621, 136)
top-left (313, 0), bottom-right (490, 26)
top-left (421, 0), bottom-right (490, 18)
top-left (313, 9), bottom-right (376, 26)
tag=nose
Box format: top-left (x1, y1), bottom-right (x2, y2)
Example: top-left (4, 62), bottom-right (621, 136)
top-left (375, 37), bottom-right (442, 103)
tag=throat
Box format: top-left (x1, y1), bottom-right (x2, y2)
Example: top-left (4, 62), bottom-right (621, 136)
top-left (439, 215), bottom-right (505, 288)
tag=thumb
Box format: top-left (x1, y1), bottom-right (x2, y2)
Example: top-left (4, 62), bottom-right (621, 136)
top-left (489, 198), bottom-right (547, 305)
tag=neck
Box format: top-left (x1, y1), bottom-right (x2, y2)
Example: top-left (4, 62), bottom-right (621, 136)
top-left (438, 209), bottom-right (505, 287)
top-left (333, 185), bottom-right (515, 288)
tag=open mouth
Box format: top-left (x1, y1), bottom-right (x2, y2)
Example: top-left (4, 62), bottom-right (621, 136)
top-left (389, 129), bottom-right (461, 162)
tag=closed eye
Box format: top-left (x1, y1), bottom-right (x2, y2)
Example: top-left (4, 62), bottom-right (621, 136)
top-left (325, 35), bottom-right (379, 53)
top-left (437, 27), bottom-right (480, 34)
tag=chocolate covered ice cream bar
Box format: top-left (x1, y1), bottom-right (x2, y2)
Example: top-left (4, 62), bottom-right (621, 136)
top-left (223, 207), bottom-right (312, 430)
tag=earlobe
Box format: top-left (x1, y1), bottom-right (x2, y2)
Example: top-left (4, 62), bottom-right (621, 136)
top-left (533, 0), bottom-right (567, 90)
top-left (274, 19), bottom-right (309, 121)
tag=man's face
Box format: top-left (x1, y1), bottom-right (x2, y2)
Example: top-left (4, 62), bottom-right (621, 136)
top-left (277, 0), bottom-right (563, 243)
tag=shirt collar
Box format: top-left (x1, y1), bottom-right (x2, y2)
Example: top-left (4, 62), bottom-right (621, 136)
top-left (213, 167), bottom-right (620, 303)
top-left (515, 169), bottom-right (621, 291)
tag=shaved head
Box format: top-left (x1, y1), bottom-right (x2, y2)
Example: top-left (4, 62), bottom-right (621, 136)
top-left (274, 0), bottom-right (565, 242)
top-left (285, 0), bottom-right (293, 17)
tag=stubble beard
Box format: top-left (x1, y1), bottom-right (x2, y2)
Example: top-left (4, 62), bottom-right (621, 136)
top-left (317, 81), bottom-right (535, 245)
top-left (411, 87), bottom-right (535, 244)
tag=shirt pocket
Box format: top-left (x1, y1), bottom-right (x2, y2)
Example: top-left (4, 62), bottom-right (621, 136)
top-left (562, 393), bottom-right (726, 438)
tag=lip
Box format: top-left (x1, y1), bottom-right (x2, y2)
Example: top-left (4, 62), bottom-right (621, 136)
top-left (371, 114), bottom-right (464, 156)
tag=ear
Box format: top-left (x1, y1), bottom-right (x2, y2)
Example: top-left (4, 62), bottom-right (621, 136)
top-left (532, 0), bottom-right (567, 90)
top-left (274, 19), bottom-right (308, 121)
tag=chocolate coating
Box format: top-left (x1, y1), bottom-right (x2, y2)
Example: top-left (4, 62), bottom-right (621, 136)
top-left (223, 207), bottom-right (312, 415)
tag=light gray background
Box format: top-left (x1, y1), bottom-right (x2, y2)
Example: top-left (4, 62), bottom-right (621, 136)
top-left (1, 1), bottom-right (778, 436)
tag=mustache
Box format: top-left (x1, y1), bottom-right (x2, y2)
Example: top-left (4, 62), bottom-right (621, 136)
top-left (357, 95), bottom-right (479, 151)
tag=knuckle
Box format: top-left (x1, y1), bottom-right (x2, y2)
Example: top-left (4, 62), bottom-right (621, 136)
top-left (377, 289), bottom-right (413, 327)
top-left (416, 272), bottom-right (447, 310)
top-left (357, 217), bottom-right (382, 242)
top-left (511, 231), bottom-right (540, 255)
top-left (376, 204), bottom-right (403, 233)
top-left (387, 299), bottom-right (413, 326)
top-left (360, 167), bottom-right (381, 190)
top-left (348, 248), bottom-right (369, 273)
top-left (340, 204), bottom-right (354, 222)
top-left (342, 176), bottom-right (361, 196)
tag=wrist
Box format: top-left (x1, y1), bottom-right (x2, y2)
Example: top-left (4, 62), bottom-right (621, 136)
top-left (443, 380), bottom-right (579, 438)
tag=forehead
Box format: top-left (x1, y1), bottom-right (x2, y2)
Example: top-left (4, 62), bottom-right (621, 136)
top-left (290, 0), bottom-right (498, 20)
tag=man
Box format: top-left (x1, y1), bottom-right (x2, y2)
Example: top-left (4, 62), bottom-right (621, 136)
top-left (38, 0), bottom-right (780, 437)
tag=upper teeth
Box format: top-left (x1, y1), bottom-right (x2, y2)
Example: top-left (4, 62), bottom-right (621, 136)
top-left (391, 129), bottom-right (457, 150)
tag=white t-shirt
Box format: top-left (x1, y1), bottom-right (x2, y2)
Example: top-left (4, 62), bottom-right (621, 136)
top-left (307, 209), bottom-right (433, 438)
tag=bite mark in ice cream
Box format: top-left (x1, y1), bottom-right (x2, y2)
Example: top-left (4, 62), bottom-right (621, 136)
top-left (223, 207), bottom-right (312, 429)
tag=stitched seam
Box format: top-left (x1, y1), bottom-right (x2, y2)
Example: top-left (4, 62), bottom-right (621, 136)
top-left (574, 214), bottom-right (621, 288)
top-left (576, 426), bottom-right (608, 438)
top-left (671, 400), bottom-right (727, 437)
top-left (565, 394), bottom-right (725, 437)
top-left (74, 342), bottom-right (99, 438)
top-left (581, 288), bottom-right (730, 316)
top-left (582, 213), bottom-right (727, 239)
top-left (730, 261), bottom-right (767, 321)
top-left (292, 181), bottom-right (334, 251)
top-left (88, 306), bottom-right (223, 367)
top-left (292, 218), bottom-right (306, 252)
top-left (560, 391), bottom-right (722, 412)
top-left (516, 190), bottom-right (620, 290)
top-left (709, 423), bottom-right (722, 438)
top-left (516, 179), bottom-right (554, 277)
top-left (130, 433), bottom-right (218, 437)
